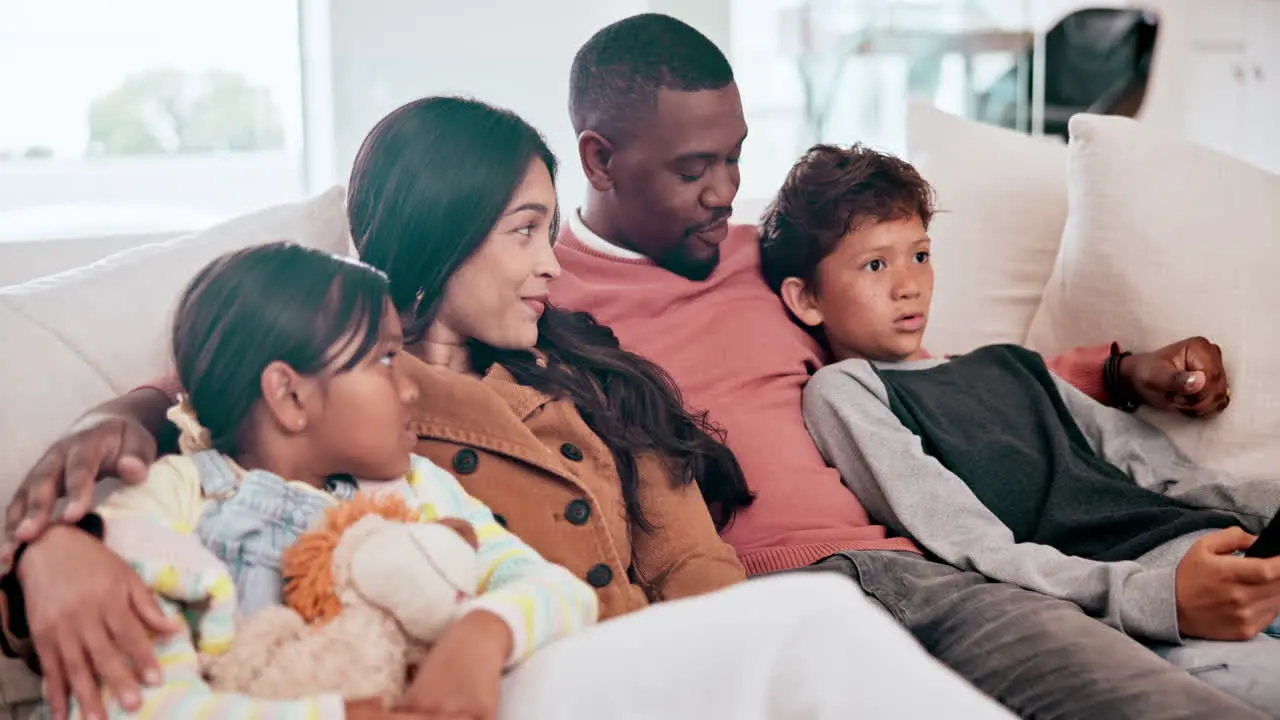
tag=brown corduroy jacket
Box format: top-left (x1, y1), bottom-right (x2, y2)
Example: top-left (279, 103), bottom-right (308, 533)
top-left (402, 355), bottom-right (746, 620)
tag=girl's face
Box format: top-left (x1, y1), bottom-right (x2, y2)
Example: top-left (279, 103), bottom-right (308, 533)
top-left (431, 158), bottom-right (561, 350)
top-left (308, 301), bottom-right (421, 481)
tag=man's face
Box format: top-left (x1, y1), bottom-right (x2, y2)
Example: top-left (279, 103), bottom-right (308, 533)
top-left (608, 83), bottom-right (747, 280)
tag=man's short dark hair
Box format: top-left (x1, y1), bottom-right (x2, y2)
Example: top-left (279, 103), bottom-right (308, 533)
top-left (569, 13), bottom-right (734, 143)
top-left (759, 144), bottom-right (936, 295)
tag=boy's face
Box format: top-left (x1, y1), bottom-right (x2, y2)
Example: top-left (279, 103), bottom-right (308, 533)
top-left (790, 216), bottom-right (933, 363)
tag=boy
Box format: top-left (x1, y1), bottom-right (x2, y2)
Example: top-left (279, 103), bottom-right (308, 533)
top-left (758, 143), bottom-right (1280, 713)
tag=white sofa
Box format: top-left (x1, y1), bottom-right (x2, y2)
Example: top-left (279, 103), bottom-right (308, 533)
top-left (0, 109), bottom-right (1277, 715)
top-left (909, 103), bottom-right (1279, 481)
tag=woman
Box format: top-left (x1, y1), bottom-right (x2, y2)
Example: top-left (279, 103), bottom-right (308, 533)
top-left (2, 97), bottom-right (1014, 720)
top-left (345, 96), bottom-right (752, 620)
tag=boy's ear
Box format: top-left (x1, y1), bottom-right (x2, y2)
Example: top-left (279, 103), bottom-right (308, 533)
top-left (260, 361), bottom-right (313, 434)
top-left (779, 277), bottom-right (824, 328)
top-left (578, 131), bottom-right (615, 192)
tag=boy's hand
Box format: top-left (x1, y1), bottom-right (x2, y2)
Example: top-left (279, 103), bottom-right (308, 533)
top-left (1118, 337), bottom-right (1229, 418)
top-left (19, 524), bottom-right (176, 720)
top-left (397, 610), bottom-right (512, 720)
top-left (1175, 528), bottom-right (1280, 640)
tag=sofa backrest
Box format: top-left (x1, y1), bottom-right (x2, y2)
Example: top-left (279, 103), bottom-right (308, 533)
top-left (0, 186), bottom-right (352, 502)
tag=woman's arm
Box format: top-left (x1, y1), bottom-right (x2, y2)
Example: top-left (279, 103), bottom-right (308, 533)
top-left (629, 453), bottom-right (747, 603)
top-left (7, 523), bottom-right (175, 719)
top-left (1, 455), bottom-right (202, 719)
top-left (97, 522), bottom-right (395, 720)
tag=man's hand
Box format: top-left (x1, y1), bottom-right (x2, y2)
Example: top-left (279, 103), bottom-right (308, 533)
top-left (3, 411), bottom-right (157, 569)
top-left (18, 524), bottom-right (177, 720)
top-left (1175, 528), bottom-right (1280, 641)
top-left (1119, 336), bottom-right (1229, 418)
top-left (397, 610), bottom-right (512, 720)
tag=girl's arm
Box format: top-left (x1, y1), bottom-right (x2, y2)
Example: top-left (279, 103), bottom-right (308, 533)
top-left (93, 535), bottom-right (349, 720)
top-left (412, 458), bottom-right (598, 667)
top-left (628, 453), bottom-right (747, 602)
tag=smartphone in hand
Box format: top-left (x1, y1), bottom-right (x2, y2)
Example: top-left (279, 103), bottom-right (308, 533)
top-left (1245, 510), bottom-right (1280, 558)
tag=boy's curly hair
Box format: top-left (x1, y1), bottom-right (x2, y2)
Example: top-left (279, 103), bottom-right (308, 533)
top-left (758, 144), bottom-right (936, 295)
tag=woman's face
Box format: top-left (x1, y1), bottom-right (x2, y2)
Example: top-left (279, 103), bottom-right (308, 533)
top-left (432, 158), bottom-right (560, 349)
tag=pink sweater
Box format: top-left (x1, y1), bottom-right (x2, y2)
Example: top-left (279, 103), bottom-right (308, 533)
top-left (551, 223), bottom-right (1112, 575)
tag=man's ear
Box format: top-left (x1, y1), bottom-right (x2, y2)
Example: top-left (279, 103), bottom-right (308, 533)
top-left (578, 131), bottom-right (615, 192)
top-left (259, 361), bottom-right (312, 434)
top-left (779, 277), bottom-right (824, 328)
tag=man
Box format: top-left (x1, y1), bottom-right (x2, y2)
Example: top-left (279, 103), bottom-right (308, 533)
top-left (548, 12), bottom-right (1260, 720)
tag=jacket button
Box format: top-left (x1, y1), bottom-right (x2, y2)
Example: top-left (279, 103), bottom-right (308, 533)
top-left (565, 499), bottom-right (591, 526)
top-left (493, 513), bottom-right (508, 529)
top-left (560, 442), bottom-right (584, 462)
top-left (452, 448), bottom-right (479, 475)
top-left (586, 563), bottom-right (614, 588)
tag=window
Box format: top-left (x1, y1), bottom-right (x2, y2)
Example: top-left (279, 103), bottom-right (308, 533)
top-left (731, 0), bottom-right (1040, 202)
top-left (0, 0), bottom-right (306, 242)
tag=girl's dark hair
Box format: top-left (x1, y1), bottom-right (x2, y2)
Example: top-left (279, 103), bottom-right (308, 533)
top-left (172, 241), bottom-right (391, 457)
top-left (348, 96), bottom-right (752, 530)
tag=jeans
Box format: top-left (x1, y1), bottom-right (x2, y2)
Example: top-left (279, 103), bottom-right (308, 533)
top-left (801, 551), bottom-right (1267, 720)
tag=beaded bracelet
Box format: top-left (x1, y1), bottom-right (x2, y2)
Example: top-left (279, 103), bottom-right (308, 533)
top-left (1103, 342), bottom-right (1142, 413)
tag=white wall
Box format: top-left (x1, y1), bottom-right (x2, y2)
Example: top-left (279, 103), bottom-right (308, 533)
top-left (322, 0), bottom-right (731, 209)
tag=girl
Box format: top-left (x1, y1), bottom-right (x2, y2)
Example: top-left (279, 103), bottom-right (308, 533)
top-left (8, 98), bottom-right (1015, 720)
top-left (84, 241), bottom-right (597, 719)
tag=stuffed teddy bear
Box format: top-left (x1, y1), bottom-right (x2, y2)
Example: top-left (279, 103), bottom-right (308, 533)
top-left (205, 492), bottom-right (482, 703)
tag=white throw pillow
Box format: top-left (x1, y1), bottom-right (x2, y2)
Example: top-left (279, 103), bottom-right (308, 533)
top-left (906, 102), bottom-right (1069, 354)
top-left (1027, 114), bottom-right (1280, 478)
top-left (0, 187), bottom-right (351, 502)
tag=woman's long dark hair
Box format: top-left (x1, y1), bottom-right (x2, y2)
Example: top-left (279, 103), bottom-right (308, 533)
top-left (348, 96), bottom-right (753, 530)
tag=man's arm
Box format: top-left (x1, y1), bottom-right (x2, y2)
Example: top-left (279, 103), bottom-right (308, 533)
top-left (1043, 338), bottom-right (1229, 417)
top-left (1043, 343), bottom-right (1113, 404)
top-left (131, 372), bottom-right (183, 453)
top-left (3, 375), bottom-right (180, 564)
top-left (803, 360), bottom-right (1182, 644)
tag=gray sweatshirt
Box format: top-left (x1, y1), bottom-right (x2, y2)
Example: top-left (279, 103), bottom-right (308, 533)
top-left (802, 345), bottom-right (1278, 645)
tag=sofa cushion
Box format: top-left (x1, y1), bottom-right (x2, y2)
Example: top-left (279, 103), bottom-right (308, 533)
top-left (906, 102), bottom-right (1069, 354)
top-left (1027, 114), bottom-right (1280, 478)
top-left (0, 187), bottom-right (351, 506)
